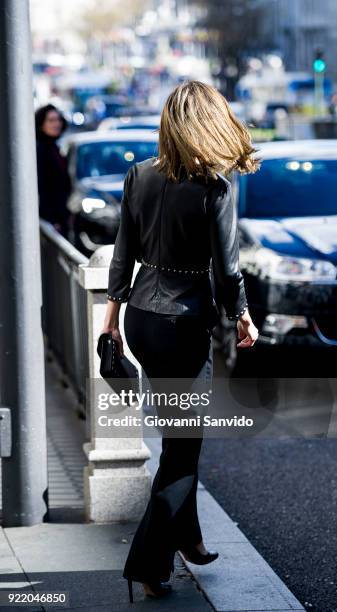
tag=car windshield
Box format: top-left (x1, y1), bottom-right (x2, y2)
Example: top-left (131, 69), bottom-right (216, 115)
top-left (76, 141), bottom-right (158, 178)
top-left (244, 158), bottom-right (337, 217)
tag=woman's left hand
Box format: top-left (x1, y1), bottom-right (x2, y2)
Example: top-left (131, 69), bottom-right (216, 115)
top-left (236, 310), bottom-right (259, 348)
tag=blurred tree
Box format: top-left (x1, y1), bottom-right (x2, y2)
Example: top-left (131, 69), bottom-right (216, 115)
top-left (188, 0), bottom-right (266, 98)
top-left (75, 0), bottom-right (151, 67)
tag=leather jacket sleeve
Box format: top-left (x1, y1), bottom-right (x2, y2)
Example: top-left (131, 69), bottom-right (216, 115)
top-left (107, 167), bottom-right (137, 302)
top-left (208, 180), bottom-right (248, 320)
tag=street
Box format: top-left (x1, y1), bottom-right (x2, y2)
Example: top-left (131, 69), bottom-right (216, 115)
top-left (199, 349), bottom-right (337, 612)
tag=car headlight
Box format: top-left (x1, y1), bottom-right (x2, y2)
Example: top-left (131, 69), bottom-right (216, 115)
top-left (254, 248), bottom-right (336, 282)
top-left (72, 112), bottom-right (85, 126)
top-left (81, 197), bottom-right (106, 214)
top-left (262, 314), bottom-right (308, 335)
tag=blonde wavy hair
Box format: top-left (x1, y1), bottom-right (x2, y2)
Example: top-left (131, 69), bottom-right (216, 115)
top-left (155, 80), bottom-right (261, 181)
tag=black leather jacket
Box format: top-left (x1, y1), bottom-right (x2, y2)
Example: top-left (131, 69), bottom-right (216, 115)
top-left (107, 157), bottom-right (248, 328)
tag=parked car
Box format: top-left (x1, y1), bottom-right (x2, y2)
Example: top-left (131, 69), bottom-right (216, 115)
top-left (63, 130), bottom-right (158, 255)
top-left (258, 102), bottom-right (291, 129)
top-left (97, 114), bottom-right (161, 132)
top-left (84, 94), bottom-right (131, 129)
top-left (215, 140), bottom-right (337, 370)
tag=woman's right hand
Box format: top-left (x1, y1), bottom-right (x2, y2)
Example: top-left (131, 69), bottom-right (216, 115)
top-left (236, 310), bottom-right (259, 348)
top-left (101, 300), bottom-right (124, 356)
top-left (100, 325), bottom-right (124, 357)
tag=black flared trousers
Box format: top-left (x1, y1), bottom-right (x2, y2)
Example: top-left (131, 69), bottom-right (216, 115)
top-left (122, 303), bottom-right (213, 583)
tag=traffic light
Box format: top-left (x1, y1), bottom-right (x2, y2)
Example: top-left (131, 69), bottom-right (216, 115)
top-left (313, 49), bottom-right (326, 73)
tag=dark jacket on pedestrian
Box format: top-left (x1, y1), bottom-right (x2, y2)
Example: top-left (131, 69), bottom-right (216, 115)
top-left (35, 107), bottom-right (72, 233)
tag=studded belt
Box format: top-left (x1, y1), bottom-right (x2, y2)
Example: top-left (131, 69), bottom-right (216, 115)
top-left (141, 258), bottom-right (210, 275)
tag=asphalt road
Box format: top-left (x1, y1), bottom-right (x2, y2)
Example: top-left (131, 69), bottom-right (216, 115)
top-left (198, 349), bottom-right (337, 612)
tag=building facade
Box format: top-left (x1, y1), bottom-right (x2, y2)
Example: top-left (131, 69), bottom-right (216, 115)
top-left (259, 0), bottom-right (337, 85)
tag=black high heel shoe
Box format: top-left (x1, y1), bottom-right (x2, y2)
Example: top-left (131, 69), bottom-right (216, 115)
top-left (180, 546), bottom-right (219, 565)
top-left (127, 578), bottom-right (172, 603)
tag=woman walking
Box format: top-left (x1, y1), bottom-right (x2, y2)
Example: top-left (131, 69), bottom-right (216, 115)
top-left (101, 80), bottom-right (259, 602)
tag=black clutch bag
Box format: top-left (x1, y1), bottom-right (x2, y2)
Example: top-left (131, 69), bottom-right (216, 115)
top-left (96, 332), bottom-right (139, 400)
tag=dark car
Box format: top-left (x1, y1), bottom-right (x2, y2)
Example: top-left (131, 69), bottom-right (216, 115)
top-left (258, 102), bottom-right (291, 129)
top-left (63, 130), bottom-right (158, 255)
top-left (84, 94), bottom-right (131, 128)
top-left (215, 140), bottom-right (337, 370)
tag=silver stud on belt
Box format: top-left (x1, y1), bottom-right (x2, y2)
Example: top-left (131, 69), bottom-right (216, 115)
top-left (141, 259), bottom-right (210, 274)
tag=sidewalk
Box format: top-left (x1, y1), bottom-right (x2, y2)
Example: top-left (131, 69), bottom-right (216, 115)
top-left (0, 354), bottom-right (304, 611)
top-left (0, 523), bottom-right (210, 611)
top-left (0, 356), bottom-right (212, 612)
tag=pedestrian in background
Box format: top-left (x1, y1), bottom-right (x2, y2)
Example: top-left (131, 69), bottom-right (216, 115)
top-left (35, 104), bottom-right (71, 237)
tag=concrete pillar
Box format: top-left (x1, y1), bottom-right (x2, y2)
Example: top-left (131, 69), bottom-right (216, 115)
top-left (0, 0), bottom-right (48, 525)
top-left (78, 245), bottom-right (151, 522)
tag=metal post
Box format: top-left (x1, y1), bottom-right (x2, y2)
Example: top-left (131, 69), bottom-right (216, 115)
top-left (0, 0), bottom-right (48, 525)
top-left (314, 70), bottom-right (325, 117)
